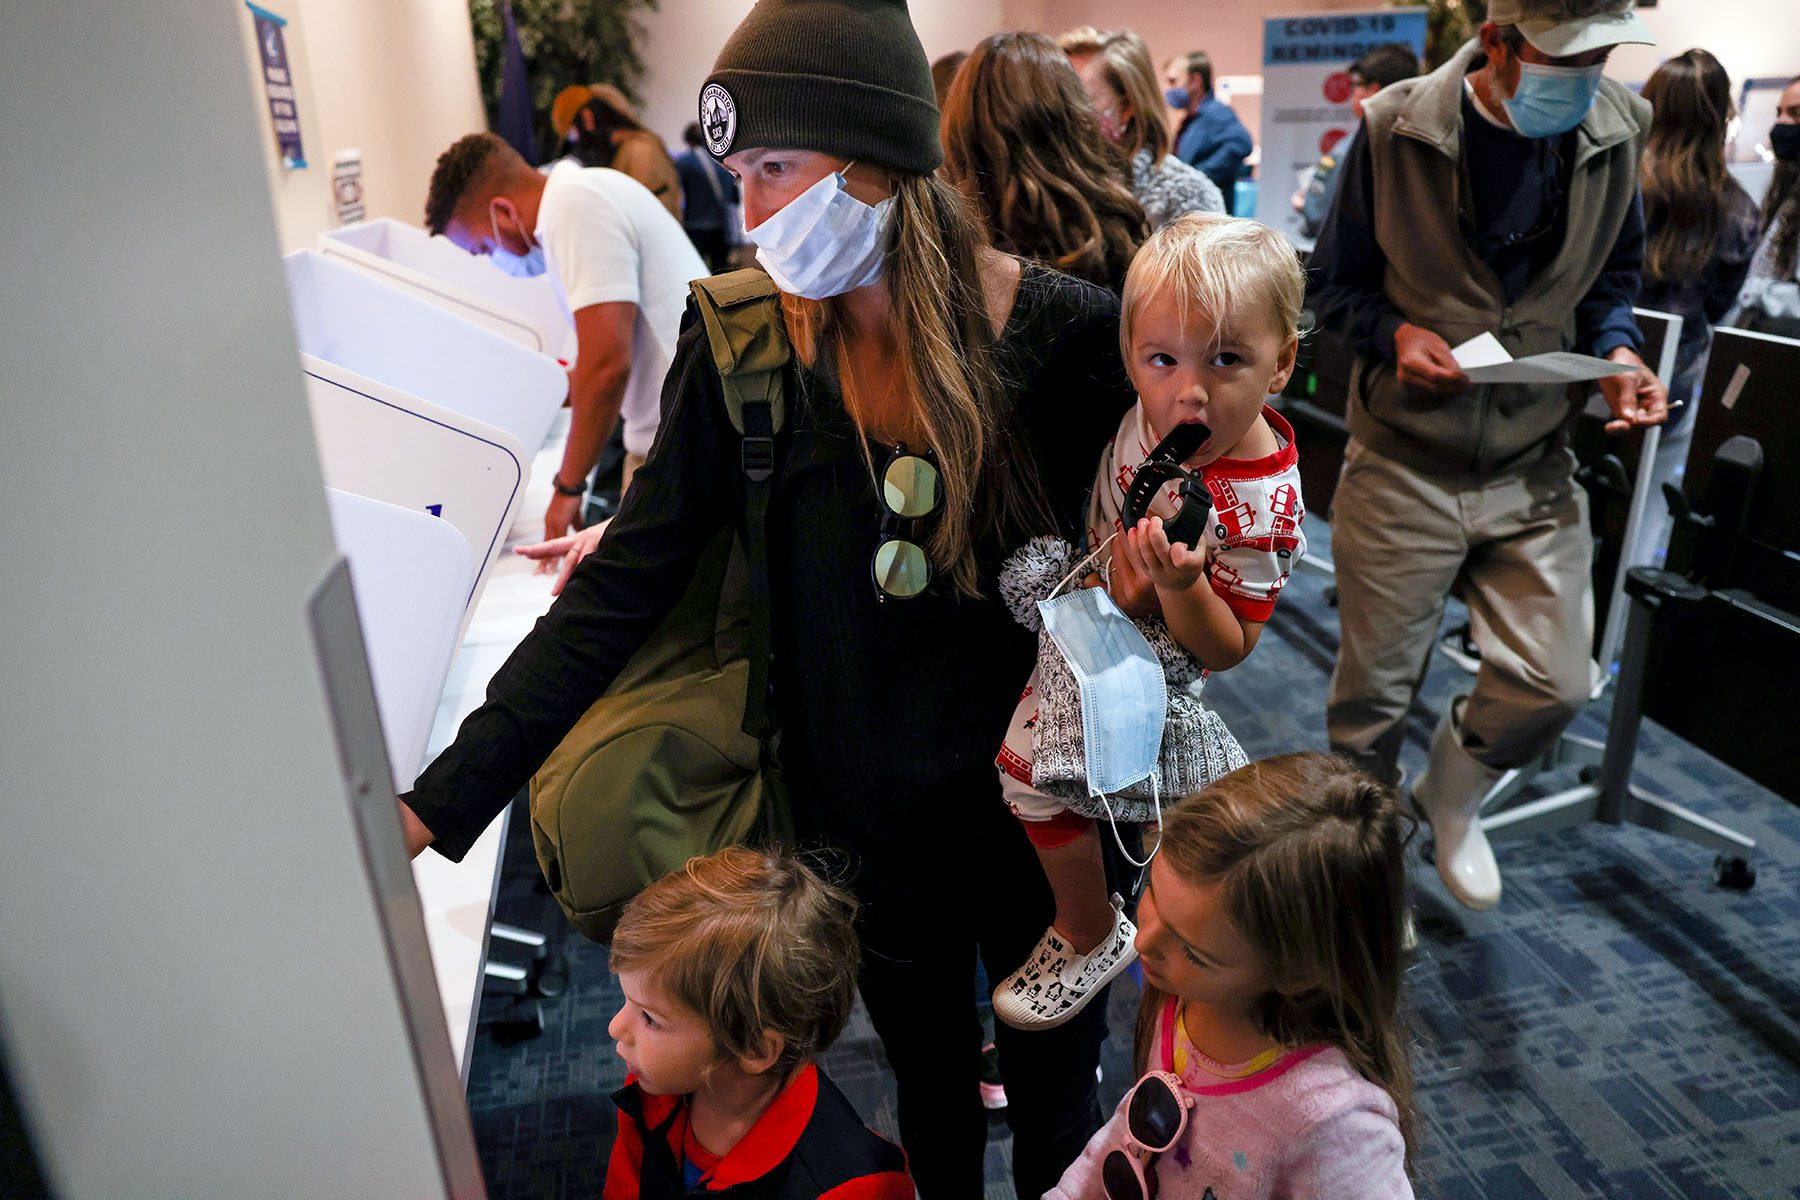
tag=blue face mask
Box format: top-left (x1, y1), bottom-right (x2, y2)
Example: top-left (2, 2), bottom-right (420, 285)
top-left (1165, 85), bottom-right (1191, 110)
top-left (1503, 61), bottom-right (1605, 139)
top-left (1036, 585), bottom-right (1166, 799)
top-left (490, 243), bottom-right (547, 278)
top-left (487, 200), bottom-right (547, 278)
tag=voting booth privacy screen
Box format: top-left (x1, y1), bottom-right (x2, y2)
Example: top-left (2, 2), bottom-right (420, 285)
top-left (321, 217), bottom-right (579, 365)
top-left (284, 249), bottom-right (567, 455)
top-left (285, 249), bottom-right (560, 633)
top-left (326, 488), bottom-right (473, 786)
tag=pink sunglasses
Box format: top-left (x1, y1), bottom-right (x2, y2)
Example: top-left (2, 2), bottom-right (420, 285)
top-left (1101, 1070), bottom-right (1194, 1199)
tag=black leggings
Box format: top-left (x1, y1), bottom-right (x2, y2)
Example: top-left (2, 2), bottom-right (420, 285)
top-left (852, 800), bottom-right (1111, 1199)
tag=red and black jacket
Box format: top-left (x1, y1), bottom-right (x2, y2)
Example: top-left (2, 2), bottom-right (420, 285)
top-left (603, 1063), bottom-right (911, 1200)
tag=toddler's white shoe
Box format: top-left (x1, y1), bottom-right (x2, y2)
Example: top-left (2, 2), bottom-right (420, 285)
top-left (992, 894), bottom-right (1137, 1031)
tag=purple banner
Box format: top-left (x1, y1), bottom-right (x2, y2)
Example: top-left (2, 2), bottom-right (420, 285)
top-left (248, 4), bottom-right (306, 169)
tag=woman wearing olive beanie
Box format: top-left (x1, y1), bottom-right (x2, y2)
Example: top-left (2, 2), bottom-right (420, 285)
top-left (400, 3), bottom-right (1134, 1193)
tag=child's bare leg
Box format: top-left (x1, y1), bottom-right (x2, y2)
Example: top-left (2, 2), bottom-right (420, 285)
top-left (1035, 823), bottom-right (1115, 954)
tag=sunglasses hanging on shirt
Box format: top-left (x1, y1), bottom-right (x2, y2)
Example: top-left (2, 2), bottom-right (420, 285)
top-left (1122, 421), bottom-right (1214, 552)
top-left (872, 443), bottom-right (943, 601)
top-left (1101, 1070), bottom-right (1194, 1200)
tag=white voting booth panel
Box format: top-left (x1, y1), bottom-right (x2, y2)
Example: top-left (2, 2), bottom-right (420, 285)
top-left (326, 488), bottom-right (473, 788)
top-left (302, 353), bottom-right (527, 636)
top-left (284, 249), bottom-right (567, 457)
top-left (319, 217), bottom-right (578, 365)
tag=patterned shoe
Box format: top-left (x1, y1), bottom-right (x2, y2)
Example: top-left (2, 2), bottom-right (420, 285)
top-left (992, 895), bottom-right (1137, 1031)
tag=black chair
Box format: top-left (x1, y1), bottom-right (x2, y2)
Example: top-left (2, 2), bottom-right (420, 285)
top-left (1476, 325), bottom-right (1800, 885)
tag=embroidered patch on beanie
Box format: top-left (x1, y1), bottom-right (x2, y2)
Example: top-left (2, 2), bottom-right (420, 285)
top-left (700, 82), bottom-right (737, 157)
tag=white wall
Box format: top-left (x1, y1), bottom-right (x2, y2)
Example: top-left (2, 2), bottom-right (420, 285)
top-left (637, 0), bottom-right (1776, 163)
top-left (242, 0), bottom-right (487, 251)
top-left (1, 4), bottom-right (478, 1196)
top-left (634, 0), bottom-right (1005, 145)
top-left (1606, 0), bottom-right (1796, 88)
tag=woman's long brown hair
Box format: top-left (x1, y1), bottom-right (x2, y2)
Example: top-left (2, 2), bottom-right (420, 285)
top-left (1132, 753), bottom-right (1419, 1165)
top-left (940, 31), bottom-right (1150, 292)
top-left (1640, 49), bottom-right (1737, 284)
top-left (779, 172), bottom-right (1053, 598)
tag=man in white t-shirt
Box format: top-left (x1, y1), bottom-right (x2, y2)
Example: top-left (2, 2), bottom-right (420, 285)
top-left (426, 132), bottom-right (708, 539)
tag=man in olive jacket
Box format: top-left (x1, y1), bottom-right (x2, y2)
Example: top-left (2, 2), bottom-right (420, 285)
top-left (1308, 0), bottom-right (1668, 910)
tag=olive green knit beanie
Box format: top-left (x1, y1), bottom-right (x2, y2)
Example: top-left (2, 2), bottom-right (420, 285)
top-left (699, 0), bottom-right (942, 175)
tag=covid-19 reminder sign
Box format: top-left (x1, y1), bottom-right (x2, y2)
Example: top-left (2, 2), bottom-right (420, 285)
top-left (1254, 10), bottom-right (1428, 244)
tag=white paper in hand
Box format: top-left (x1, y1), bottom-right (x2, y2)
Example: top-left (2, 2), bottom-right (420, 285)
top-left (1450, 333), bottom-right (1635, 384)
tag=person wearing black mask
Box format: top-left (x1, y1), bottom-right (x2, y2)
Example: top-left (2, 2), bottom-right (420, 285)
top-left (1731, 74), bottom-right (1800, 337)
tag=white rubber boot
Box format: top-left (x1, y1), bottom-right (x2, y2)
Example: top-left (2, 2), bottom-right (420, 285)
top-left (1412, 712), bottom-right (1505, 909)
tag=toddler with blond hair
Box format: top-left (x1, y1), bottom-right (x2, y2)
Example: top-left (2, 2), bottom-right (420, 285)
top-left (994, 213), bottom-right (1310, 1031)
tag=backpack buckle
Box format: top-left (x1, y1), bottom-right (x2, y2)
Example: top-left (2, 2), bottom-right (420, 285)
top-left (741, 435), bottom-right (775, 483)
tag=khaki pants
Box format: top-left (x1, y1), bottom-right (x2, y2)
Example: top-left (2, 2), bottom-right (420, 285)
top-left (1327, 438), bottom-right (1596, 776)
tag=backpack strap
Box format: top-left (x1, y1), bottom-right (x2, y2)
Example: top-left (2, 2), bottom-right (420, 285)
top-left (689, 269), bottom-right (790, 740)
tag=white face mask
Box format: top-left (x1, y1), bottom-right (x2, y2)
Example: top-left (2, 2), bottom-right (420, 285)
top-left (744, 167), bottom-right (893, 300)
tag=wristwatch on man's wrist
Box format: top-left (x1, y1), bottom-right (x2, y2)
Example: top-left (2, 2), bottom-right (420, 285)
top-left (552, 474), bottom-right (585, 497)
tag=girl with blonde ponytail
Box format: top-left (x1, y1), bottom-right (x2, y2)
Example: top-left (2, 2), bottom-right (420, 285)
top-left (399, 1), bottom-right (1136, 1196)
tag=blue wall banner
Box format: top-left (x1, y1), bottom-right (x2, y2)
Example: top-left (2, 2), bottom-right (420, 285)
top-left (247, 3), bottom-right (307, 170)
top-left (1253, 9), bottom-right (1428, 244)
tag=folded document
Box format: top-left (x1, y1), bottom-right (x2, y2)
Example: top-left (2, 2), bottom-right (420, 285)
top-left (1451, 332), bottom-right (1636, 385)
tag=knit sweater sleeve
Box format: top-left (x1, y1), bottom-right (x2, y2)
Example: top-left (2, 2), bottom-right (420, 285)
top-left (1271, 1099), bottom-right (1412, 1200)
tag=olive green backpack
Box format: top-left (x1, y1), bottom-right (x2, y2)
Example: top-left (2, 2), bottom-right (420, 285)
top-left (528, 269), bottom-right (793, 942)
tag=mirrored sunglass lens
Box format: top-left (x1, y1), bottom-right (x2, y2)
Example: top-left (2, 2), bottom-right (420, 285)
top-left (873, 539), bottom-right (931, 598)
top-left (882, 454), bottom-right (941, 519)
top-left (1127, 1078), bottom-right (1184, 1150)
top-left (1101, 1150), bottom-right (1143, 1200)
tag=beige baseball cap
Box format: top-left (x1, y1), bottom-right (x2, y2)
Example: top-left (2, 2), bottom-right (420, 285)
top-left (1486, 0), bottom-right (1655, 58)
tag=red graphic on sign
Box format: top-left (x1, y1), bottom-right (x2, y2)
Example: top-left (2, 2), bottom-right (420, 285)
top-left (1323, 71), bottom-right (1354, 104)
top-left (1320, 127), bottom-right (1349, 156)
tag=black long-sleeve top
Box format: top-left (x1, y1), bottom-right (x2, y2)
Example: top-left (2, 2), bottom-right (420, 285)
top-left (406, 265), bottom-right (1133, 903)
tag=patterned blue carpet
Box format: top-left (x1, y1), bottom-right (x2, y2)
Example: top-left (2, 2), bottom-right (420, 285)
top-left (463, 550), bottom-right (1800, 1199)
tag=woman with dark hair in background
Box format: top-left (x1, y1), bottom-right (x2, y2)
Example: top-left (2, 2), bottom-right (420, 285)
top-left (1638, 49), bottom-right (1761, 408)
top-left (551, 82), bottom-right (683, 219)
top-left (1624, 49), bottom-right (1766, 570)
top-left (1059, 26), bottom-right (1225, 228)
top-left (1731, 73), bottom-right (1800, 337)
top-left (941, 31), bottom-right (1150, 293)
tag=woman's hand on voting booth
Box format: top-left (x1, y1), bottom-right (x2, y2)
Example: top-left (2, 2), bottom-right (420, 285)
top-left (517, 521), bottom-right (608, 596)
top-left (1597, 346), bottom-right (1669, 434)
top-left (398, 797), bottom-right (435, 858)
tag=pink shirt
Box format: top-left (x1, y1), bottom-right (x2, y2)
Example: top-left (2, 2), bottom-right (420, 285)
top-left (1045, 999), bottom-right (1412, 1200)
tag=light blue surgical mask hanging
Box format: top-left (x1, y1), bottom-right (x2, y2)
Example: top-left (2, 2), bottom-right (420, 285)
top-left (1037, 538), bottom-right (1166, 866)
top-left (1504, 61), bottom-right (1605, 139)
top-left (490, 243), bottom-right (547, 278)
